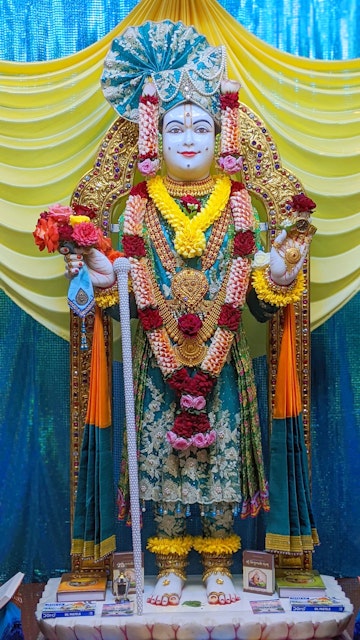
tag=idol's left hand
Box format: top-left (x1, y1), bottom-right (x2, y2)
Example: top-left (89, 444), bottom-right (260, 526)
top-left (269, 229), bottom-right (314, 286)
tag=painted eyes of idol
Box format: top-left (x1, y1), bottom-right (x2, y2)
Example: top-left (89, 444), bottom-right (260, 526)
top-left (164, 121), bottom-right (214, 135)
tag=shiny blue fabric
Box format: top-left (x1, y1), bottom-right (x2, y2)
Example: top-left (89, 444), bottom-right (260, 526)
top-left (0, 0), bottom-right (358, 61)
top-left (0, 0), bottom-right (359, 584)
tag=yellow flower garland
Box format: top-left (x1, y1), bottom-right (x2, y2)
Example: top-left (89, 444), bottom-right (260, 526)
top-left (147, 535), bottom-right (193, 556)
top-left (252, 267), bottom-right (305, 307)
top-left (147, 174), bottom-right (232, 259)
top-left (192, 534), bottom-right (241, 555)
top-left (94, 283), bottom-right (119, 309)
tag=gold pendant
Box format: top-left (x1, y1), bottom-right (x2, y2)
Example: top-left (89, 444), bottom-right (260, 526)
top-left (171, 268), bottom-right (209, 310)
top-left (174, 338), bottom-right (208, 367)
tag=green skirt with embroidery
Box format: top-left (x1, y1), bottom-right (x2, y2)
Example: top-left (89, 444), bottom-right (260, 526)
top-left (118, 322), bottom-right (269, 522)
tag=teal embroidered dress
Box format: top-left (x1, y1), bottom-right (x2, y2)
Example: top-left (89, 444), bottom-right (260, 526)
top-left (118, 193), bottom-right (269, 528)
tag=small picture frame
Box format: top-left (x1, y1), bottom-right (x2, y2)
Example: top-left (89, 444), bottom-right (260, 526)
top-left (112, 552), bottom-right (144, 596)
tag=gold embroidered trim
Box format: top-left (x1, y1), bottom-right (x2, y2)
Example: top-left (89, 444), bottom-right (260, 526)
top-left (265, 532), bottom-right (318, 554)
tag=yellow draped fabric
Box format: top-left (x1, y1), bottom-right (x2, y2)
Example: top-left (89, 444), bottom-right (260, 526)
top-left (0, 0), bottom-right (359, 340)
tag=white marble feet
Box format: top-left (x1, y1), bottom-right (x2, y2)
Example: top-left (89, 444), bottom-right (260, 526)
top-left (205, 571), bottom-right (240, 605)
top-left (147, 572), bottom-right (184, 606)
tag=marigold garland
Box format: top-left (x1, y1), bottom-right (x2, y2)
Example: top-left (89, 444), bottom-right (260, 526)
top-left (252, 267), bottom-right (304, 307)
top-left (147, 535), bottom-right (193, 556)
top-left (192, 534), bottom-right (241, 555)
top-left (147, 175), bottom-right (231, 258)
top-left (94, 283), bottom-right (119, 309)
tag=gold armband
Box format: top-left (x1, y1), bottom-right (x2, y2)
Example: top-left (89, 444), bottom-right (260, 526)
top-left (251, 267), bottom-right (304, 307)
top-left (94, 282), bottom-right (119, 309)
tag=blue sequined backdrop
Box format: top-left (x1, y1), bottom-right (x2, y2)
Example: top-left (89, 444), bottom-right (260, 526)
top-left (0, 0), bottom-right (359, 583)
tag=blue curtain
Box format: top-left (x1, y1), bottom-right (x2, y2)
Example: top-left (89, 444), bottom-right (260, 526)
top-left (0, 0), bottom-right (359, 583)
top-left (0, 0), bottom-right (358, 61)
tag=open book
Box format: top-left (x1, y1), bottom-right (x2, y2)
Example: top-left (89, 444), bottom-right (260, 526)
top-left (0, 572), bottom-right (24, 609)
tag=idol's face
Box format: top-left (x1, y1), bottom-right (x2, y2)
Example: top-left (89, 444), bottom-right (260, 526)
top-left (162, 103), bottom-right (215, 182)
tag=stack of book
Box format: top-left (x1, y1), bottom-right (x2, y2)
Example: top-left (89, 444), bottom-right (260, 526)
top-left (290, 596), bottom-right (345, 612)
top-left (56, 572), bottom-right (107, 602)
top-left (42, 602), bottom-right (97, 618)
top-left (275, 569), bottom-right (326, 598)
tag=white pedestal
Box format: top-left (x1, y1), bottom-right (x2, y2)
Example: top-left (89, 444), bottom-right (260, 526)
top-left (36, 574), bottom-right (353, 640)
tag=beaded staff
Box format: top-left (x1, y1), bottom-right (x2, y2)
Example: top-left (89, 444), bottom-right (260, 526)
top-left (113, 257), bottom-right (143, 615)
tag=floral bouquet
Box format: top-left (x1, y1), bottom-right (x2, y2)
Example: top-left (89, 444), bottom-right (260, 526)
top-left (33, 202), bottom-right (103, 255)
top-left (33, 203), bottom-right (109, 326)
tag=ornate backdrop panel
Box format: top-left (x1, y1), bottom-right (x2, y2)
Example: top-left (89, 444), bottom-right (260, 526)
top-left (0, 0), bottom-right (359, 582)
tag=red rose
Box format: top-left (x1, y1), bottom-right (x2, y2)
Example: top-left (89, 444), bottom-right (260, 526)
top-left (58, 223), bottom-right (74, 243)
top-left (130, 182), bottom-right (148, 199)
top-left (230, 181), bottom-right (246, 195)
top-left (186, 371), bottom-right (216, 396)
top-left (122, 235), bottom-right (146, 258)
top-left (72, 203), bottom-right (97, 219)
top-left (172, 414), bottom-right (194, 437)
top-left (290, 194), bottom-right (316, 212)
top-left (180, 195), bottom-right (202, 216)
top-left (167, 368), bottom-right (190, 393)
top-left (137, 307), bottom-right (163, 331)
top-left (218, 303), bottom-right (241, 332)
top-left (233, 230), bottom-right (256, 256)
top-left (178, 313), bottom-right (203, 337)
top-left (220, 93), bottom-right (239, 110)
top-left (193, 413), bottom-right (211, 433)
top-left (173, 412), bottom-right (210, 437)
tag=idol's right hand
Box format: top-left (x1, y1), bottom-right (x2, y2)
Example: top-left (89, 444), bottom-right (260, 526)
top-left (63, 247), bottom-right (115, 288)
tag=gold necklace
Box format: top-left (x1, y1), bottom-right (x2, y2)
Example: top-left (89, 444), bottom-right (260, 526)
top-left (163, 175), bottom-right (215, 197)
top-left (146, 257), bottom-right (233, 367)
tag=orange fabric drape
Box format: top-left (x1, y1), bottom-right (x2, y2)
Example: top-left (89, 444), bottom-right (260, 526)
top-left (273, 305), bottom-right (302, 419)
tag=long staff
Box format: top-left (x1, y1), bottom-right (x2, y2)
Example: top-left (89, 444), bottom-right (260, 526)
top-left (113, 257), bottom-right (143, 615)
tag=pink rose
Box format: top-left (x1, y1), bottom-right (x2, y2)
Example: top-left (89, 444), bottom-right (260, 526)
top-left (218, 155), bottom-right (243, 174)
top-left (180, 395), bottom-right (206, 411)
top-left (48, 203), bottom-right (74, 222)
top-left (71, 221), bottom-right (98, 247)
top-left (191, 430), bottom-right (217, 448)
top-left (137, 158), bottom-right (160, 176)
top-left (166, 431), bottom-right (191, 450)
